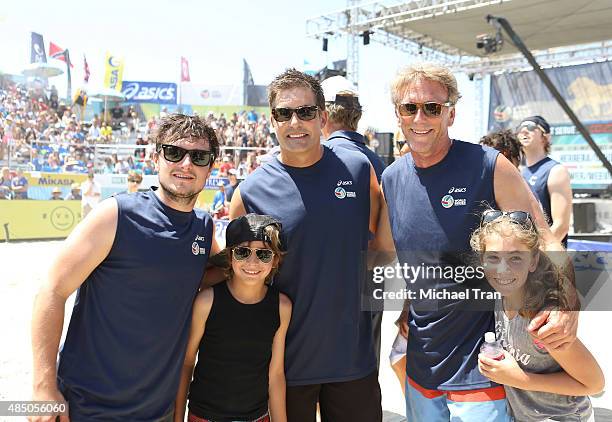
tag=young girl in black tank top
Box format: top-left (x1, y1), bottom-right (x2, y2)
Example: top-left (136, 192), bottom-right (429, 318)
top-left (175, 214), bottom-right (292, 422)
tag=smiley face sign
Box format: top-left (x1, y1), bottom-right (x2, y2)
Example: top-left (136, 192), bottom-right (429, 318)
top-left (50, 206), bottom-right (76, 231)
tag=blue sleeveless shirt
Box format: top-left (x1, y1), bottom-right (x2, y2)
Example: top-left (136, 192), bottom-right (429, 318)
top-left (239, 145), bottom-right (376, 386)
top-left (57, 189), bottom-right (213, 421)
top-left (522, 157), bottom-right (568, 246)
top-left (382, 140), bottom-right (499, 390)
top-left (325, 130), bottom-right (386, 182)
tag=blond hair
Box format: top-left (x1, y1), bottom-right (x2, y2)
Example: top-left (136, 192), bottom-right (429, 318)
top-left (325, 91), bottom-right (362, 131)
top-left (390, 62), bottom-right (461, 106)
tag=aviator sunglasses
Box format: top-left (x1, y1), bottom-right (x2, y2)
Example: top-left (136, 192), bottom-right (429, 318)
top-left (516, 122), bottom-right (546, 134)
top-left (398, 101), bottom-right (454, 118)
top-left (480, 210), bottom-right (534, 230)
top-left (232, 246), bottom-right (275, 263)
top-left (156, 144), bottom-right (215, 167)
top-left (271, 105), bottom-right (319, 122)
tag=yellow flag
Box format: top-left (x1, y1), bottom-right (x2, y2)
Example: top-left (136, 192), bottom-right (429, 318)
top-left (103, 52), bottom-right (124, 90)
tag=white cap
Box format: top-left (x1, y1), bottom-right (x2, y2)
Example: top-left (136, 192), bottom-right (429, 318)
top-left (321, 76), bottom-right (358, 103)
top-left (484, 332), bottom-right (496, 343)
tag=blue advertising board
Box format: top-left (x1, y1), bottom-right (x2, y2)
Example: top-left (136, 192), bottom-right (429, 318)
top-left (121, 80), bottom-right (177, 104)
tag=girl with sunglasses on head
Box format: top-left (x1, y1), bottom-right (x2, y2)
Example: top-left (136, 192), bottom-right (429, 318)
top-left (470, 210), bottom-right (604, 422)
top-left (175, 214), bottom-right (292, 422)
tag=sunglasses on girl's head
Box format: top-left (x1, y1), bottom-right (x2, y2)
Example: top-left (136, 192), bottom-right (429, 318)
top-left (398, 101), bottom-right (453, 117)
top-left (271, 105), bottom-right (319, 122)
top-left (232, 246), bottom-right (275, 263)
top-left (480, 210), bottom-right (534, 230)
top-left (156, 144), bottom-right (215, 167)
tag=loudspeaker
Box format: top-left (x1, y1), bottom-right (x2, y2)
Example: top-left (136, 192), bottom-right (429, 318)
top-left (374, 132), bottom-right (394, 166)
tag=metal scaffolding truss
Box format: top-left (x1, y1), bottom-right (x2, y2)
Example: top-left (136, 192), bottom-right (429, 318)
top-left (305, 0), bottom-right (612, 75)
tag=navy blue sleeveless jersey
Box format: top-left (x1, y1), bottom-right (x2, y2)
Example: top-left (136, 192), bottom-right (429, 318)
top-left (57, 189), bottom-right (213, 421)
top-left (522, 157), bottom-right (568, 246)
top-left (382, 140), bottom-right (499, 390)
top-left (325, 130), bottom-right (386, 182)
top-left (239, 145), bottom-right (376, 386)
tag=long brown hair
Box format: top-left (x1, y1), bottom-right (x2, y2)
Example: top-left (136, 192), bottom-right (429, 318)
top-left (470, 216), bottom-right (573, 319)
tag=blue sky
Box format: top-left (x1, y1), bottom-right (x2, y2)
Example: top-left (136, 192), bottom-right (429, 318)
top-left (0, 0), bottom-right (484, 136)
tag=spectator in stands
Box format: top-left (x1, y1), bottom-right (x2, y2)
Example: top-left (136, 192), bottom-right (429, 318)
top-left (11, 168), bottom-right (28, 199)
top-left (101, 121), bottom-right (113, 142)
top-left (50, 187), bottom-right (63, 200)
top-left (81, 172), bottom-right (101, 219)
top-left (141, 158), bottom-right (155, 175)
top-left (211, 181), bottom-right (227, 218)
top-left (219, 155), bottom-right (233, 176)
top-left (480, 129), bottom-right (523, 168)
top-left (0, 167), bottom-right (12, 190)
top-left (225, 168), bottom-right (239, 204)
top-left (65, 183), bottom-right (82, 200)
top-left (0, 185), bottom-right (10, 199)
top-left (126, 170), bottom-right (143, 193)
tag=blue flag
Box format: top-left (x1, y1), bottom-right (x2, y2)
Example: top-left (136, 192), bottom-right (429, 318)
top-left (30, 32), bottom-right (47, 64)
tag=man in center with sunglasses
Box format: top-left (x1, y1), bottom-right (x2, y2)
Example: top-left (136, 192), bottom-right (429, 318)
top-left (373, 62), bottom-right (578, 422)
top-left (229, 69), bottom-right (383, 422)
top-left (31, 114), bottom-right (222, 421)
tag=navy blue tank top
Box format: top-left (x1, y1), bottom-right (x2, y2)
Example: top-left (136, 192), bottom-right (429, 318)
top-left (325, 130), bottom-right (386, 182)
top-left (239, 145), bottom-right (376, 385)
top-left (522, 157), bottom-right (568, 246)
top-left (57, 189), bottom-right (213, 421)
top-left (382, 140), bottom-right (499, 390)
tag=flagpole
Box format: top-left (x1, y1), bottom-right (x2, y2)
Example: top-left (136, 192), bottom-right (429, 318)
top-left (65, 49), bottom-right (72, 101)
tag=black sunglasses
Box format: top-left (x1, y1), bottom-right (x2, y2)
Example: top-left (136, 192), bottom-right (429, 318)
top-left (157, 144), bottom-right (215, 167)
top-left (232, 246), bottom-right (275, 263)
top-left (398, 101), bottom-right (453, 117)
top-left (271, 105), bottom-right (319, 122)
top-left (480, 210), bottom-right (534, 230)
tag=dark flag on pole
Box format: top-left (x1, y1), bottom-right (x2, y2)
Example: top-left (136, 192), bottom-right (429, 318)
top-left (83, 55), bottom-right (91, 83)
top-left (243, 59), bottom-right (254, 86)
top-left (30, 32), bottom-right (47, 63)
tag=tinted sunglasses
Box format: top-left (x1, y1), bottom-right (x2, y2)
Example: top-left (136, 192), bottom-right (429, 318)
top-left (128, 178), bottom-right (142, 183)
top-left (157, 144), bottom-right (215, 167)
top-left (480, 210), bottom-right (534, 230)
top-left (398, 101), bottom-right (453, 117)
top-left (232, 246), bottom-right (275, 263)
top-left (516, 122), bottom-right (547, 134)
top-left (271, 105), bottom-right (319, 122)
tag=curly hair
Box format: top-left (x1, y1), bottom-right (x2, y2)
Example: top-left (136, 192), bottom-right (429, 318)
top-left (151, 114), bottom-right (219, 163)
top-left (268, 68), bottom-right (325, 111)
top-left (470, 215), bottom-right (574, 319)
top-left (480, 129), bottom-right (523, 167)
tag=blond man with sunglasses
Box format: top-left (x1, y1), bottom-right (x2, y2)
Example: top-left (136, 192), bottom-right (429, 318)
top-left (30, 114), bottom-right (223, 422)
top-left (372, 62), bottom-right (579, 422)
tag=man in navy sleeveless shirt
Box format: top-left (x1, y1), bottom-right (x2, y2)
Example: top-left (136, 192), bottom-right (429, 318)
top-left (230, 69), bottom-right (383, 422)
top-left (31, 114), bottom-right (222, 421)
top-left (373, 62), bottom-right (578, 422)
top-left (517, 115), bottom-right (572, 247)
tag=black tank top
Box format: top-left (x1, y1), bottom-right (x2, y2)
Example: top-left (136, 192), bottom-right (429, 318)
top-left (188, 281), bottom-right (280, 421)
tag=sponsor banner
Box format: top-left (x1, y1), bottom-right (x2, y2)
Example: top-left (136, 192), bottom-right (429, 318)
top-left (180, 82), bottom-right (243, 106)
top-left (0, 200), bottom-right (81, 241)
top-left (104, 52), bottom-right (125, 91)
top-left (488, 61), bottom-right (612, 190)
top-left (25, 172), bottom-right (88, 200)
top-left (122, 80), bottom-right (177, 104)
top-left (205, 177), bottom-right (229, 190)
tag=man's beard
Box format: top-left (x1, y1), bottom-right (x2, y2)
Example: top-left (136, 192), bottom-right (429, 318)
top-left (158, 180), bottom-right (200, 206)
